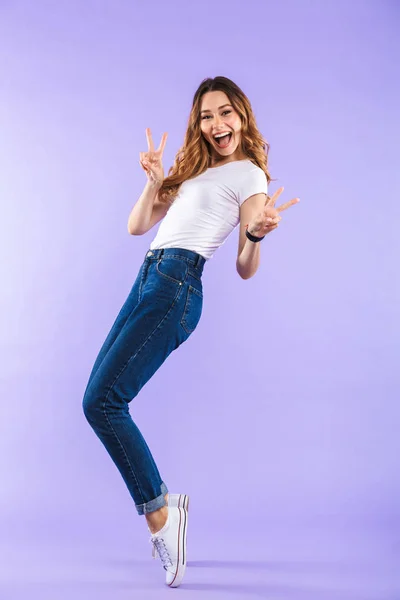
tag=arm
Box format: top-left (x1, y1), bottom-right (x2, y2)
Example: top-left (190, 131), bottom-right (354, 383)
top-left (128, 128), bottom-right (169, 235)
top-left (236, 187), bottom-right (300, 279)
top-left (127, 181), bottom-right (169, 235)
top-left (236, 193), bottom-right (267, 279)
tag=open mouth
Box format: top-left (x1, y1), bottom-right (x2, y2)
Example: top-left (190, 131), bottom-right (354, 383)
top-left (214, 133), bottom-right (232, 148)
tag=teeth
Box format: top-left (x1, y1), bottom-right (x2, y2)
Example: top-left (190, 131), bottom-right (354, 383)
top-left (214, 133), bottom-right (230, 139)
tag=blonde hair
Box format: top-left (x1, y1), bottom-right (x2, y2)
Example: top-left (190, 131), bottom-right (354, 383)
top-left (158, 76), bottom-right (273, 204)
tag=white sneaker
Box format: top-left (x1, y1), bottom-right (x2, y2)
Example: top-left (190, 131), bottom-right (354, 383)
top-left (152, 494), bottom-right (189, 559)
top-left (150, 505), bottom-right (188, 588)
top-left (170, 493), bottom-right (189, 512)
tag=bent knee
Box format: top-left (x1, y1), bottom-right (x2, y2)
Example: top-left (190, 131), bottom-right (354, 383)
top-left (82, 388), bottom-right (102, 422)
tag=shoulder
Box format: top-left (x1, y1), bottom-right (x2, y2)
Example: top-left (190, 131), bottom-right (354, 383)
top-left (243, 161), bottom-right (267, 179)
top-left (234, 161), bottom-right (268, 205)
top-left (232, 160), bottom-right (268, 188)
top-left (237, 159), bottom-right (265, 172)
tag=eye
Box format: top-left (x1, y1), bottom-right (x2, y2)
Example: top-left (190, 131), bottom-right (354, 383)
top-left (201, 110), bottom-right (232, 121)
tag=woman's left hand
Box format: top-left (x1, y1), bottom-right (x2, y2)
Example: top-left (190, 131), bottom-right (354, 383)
top-left (247, 187), bottom-right (300, 237)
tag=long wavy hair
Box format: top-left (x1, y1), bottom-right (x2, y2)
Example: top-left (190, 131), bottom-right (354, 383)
top-left (158, 76), bottom-right (272, 204)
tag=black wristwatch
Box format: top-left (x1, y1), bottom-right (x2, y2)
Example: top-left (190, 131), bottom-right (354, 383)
top-left (245, 226), bottom-right (265, 243)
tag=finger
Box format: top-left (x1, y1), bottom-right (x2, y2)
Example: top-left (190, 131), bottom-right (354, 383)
top-left (146, 128), bottom-right (154, 152)
top-left (263, 207), bottom-right (279, 219)
top-left (269, 216), bottom-right (281, 224)
top-left (258, 224), bottom-right (279, 235)
top-left (140, 157), bottom-right (151, 170)
top-left (265, 186), bottom-right (284, 207)
top-left (262, 216), bottom-right (278, 225)
top-left (277, 198), bottom-right (300, 213)
top-left (265, 219), bottom-right (280, 228)
top-left (157, 132), bottom-right (168, 155)
top-left (140, 152), bottom-right (149, 165)
top-left (256, 218), bottom-right (277, 231)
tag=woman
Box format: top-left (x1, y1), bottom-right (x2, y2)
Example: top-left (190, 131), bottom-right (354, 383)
top-left (82, 76), bottom-right (299, 588)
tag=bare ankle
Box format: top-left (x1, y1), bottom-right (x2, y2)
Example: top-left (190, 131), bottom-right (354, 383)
top-left (146, 505), bottom-right (168, 534)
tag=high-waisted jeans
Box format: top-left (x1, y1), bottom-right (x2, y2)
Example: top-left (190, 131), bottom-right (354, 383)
top-left (82, 247), bottom-right (205, 515)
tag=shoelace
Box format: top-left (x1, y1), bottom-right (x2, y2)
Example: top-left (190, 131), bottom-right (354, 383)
top-left (152, 543), bottom-right (158, 559)
top-left (150, 537), bottom-right (173, 570)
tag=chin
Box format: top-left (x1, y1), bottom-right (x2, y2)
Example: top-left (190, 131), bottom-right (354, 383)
top-left (215, 144), bottom-right (239, 157)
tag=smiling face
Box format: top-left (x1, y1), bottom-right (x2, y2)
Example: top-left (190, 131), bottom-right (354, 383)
top-left (200, 90), bottom-right (246, 166)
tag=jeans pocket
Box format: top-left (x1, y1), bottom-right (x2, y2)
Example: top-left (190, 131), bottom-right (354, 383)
top-left (156, 258), bottom-right (188, 285)
top-left (181, 285), bottom-right (203, 334)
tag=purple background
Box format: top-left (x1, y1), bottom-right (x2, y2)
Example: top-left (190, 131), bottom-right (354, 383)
top-left (1, 0), bottom-right (399, 598)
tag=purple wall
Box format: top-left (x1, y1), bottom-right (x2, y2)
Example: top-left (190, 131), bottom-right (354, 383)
top-left (1, 0), bottom-right (399, 597)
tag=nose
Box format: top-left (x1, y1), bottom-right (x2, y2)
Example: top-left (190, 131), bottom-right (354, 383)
top-left (212, 116), bottom-right (226, 135)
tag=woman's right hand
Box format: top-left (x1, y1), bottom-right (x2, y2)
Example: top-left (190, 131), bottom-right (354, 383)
top-left (139, 128), bottom-right (168, 187)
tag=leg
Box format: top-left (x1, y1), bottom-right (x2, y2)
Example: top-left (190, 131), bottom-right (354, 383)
top-left (146, 503), bottom-right (169, 534)
top-left (83, 262), bottom-right (145, 393)
top-left (82, 269), bottom-right (195, 516)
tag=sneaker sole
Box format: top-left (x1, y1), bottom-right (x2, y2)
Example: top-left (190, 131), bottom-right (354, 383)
top-left (167, 506), bottom-right (187, 588)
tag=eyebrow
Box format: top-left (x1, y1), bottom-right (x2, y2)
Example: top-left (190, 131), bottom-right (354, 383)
top-left (200, 104), bottom-right (232, 114)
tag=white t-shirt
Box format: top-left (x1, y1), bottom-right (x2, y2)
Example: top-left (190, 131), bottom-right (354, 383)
top-left (150, 158), bottom-right (268, 260)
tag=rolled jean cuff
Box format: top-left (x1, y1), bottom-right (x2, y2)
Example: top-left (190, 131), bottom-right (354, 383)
top-left (136, 482), bottom-right (169, 515)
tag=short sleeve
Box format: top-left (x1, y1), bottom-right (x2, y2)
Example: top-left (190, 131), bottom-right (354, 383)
top-left (237, 168), bottom-right (268, 206)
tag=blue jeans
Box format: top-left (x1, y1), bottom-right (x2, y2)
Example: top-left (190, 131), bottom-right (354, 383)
top-left (82, 248), bottom-right (205, 515)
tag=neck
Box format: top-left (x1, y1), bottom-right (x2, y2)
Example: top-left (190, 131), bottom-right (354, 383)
top-left (209, 151), bottom-right (247, 168)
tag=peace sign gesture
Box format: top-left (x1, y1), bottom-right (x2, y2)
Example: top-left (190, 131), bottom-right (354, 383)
top-left (139, 128), bottom-right (168, 187)
top-left (248, 187), bottom-right (300, 238)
